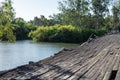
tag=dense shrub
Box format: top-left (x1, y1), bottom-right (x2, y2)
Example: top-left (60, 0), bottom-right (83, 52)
top-left (94, 29), bottom-right (107, 36)
top-left (0, 27), bottom-right (16, 42)
top-left (29, 25), bottom-right (58, 42)
top-left (12, 18), bottom-right (36, 40)
top-left (29, 25), bottom-right (107, 43)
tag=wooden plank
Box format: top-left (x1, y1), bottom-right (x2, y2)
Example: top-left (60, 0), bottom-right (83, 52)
top-left (80, 47), bottom-right (114, 80)
top-left (48, 57), bottom-right (86, 79)
top-left (113, 50), bottom-right (120, 71)
top-left (41, 56), bottom-right (83, 79)
top-left (102, 51), bottom-right (118, 80)
top-left (87, 51), bottom-right (111, 80)
top-left (115, 62), bottom-right (120, 80)
top-left (67, 45), bottom-right (112, 80)
top-left (75, 47), bottom-right (110, 79)
top-left (96, 52), bottom-right (116, 80)
top-left (114, 49), bottom-right (120, 80)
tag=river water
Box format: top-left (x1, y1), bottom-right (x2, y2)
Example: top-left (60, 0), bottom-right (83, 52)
top-left (0, 40), bottom-right (79, 71)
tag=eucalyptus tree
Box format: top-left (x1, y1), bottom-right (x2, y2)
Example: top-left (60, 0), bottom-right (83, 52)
top-left (49, 13), bottom-right (63, 25)
top-left (91, 0), bottom-right (110, 28)
top-left (58, 0), bottom-right (90, 27)
top-left (31, 15), bottom-right (50, 26)
top-left (0, 0), bottom-right (15, 26)
top-left (111, 0), bottom-right (120, 30)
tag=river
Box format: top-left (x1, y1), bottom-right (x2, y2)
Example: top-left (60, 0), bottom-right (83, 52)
top-left (0, 40), bottom-right (79, 71)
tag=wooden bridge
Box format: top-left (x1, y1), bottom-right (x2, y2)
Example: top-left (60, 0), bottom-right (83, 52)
top-left (1, 34), bottom-right (120, 80)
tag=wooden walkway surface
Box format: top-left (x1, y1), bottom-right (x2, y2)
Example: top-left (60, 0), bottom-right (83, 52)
top-left (1, 34), bottom-right (120, 80)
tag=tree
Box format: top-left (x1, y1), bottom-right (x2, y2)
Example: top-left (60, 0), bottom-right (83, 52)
top-left (12, 18), bottom-right (36, 40)
top-left (58, 0), bottom-right (89, 26)
top-left (0, 0), bottom-right (16, 42)
top-left (0, 0), bottom-right (15, 26)
top-left (31, 15), bottom-right (49, 26)
top-left (91, 0), bottom-right (110, 28)
top-left (111, 0), bottom-right (120, 30)
top-left (49, 13), bottom-right (63, 25)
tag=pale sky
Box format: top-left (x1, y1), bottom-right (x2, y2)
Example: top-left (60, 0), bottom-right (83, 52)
top-left (11, 0), bottom-right (61, 21)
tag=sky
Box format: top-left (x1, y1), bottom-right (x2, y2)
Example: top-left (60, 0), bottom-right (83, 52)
top-left (11, 0), bottom-right (61, 21)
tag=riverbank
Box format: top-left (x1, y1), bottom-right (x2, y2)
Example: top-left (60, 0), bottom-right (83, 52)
top-left (1, 34), bottom-right (120, 79)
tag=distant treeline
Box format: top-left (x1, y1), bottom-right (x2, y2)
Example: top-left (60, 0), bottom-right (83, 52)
top-left (0, 0), bottom-right (120, 43)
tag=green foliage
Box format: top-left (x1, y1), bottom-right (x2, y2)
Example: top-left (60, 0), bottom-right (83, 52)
top-left (57, 0), bottom-right (89, 26)
top-left (91, 0), bottom-right (110, 28)
top-left (94, 29), bottom-right (107, 36)
top-left (29, 25), bottom-right (107, 43)
top-left (29, 25), bottom-right (58, 42)
top-left (12, 18), bottom-right (36, 40)
top-left (30, 15), bottom-right (56, 26)
top-left (0, 30), bottom-right (3, 41)
top-left (0, 0), bottom-right (15, 26)
top-left (0, 0), bottom-right (16, 42)
top-left (0, 0), bottom-right (119, 43)
top-left (0, 26), bottom-right (16, 42)
top-left (111, 0), bottom-right (120, 30)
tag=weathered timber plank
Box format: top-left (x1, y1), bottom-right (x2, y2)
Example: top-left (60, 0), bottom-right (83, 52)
top-left (102, 50), bottom-right (118, 80)
top-left (114, 50), bottom-right (120, 80)
top-left (86, 50), bottom-right (111, 80)
top-left (96, 53), bottom-right (116, 80)
top-left (67, 45), bottom-right (114, 80)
